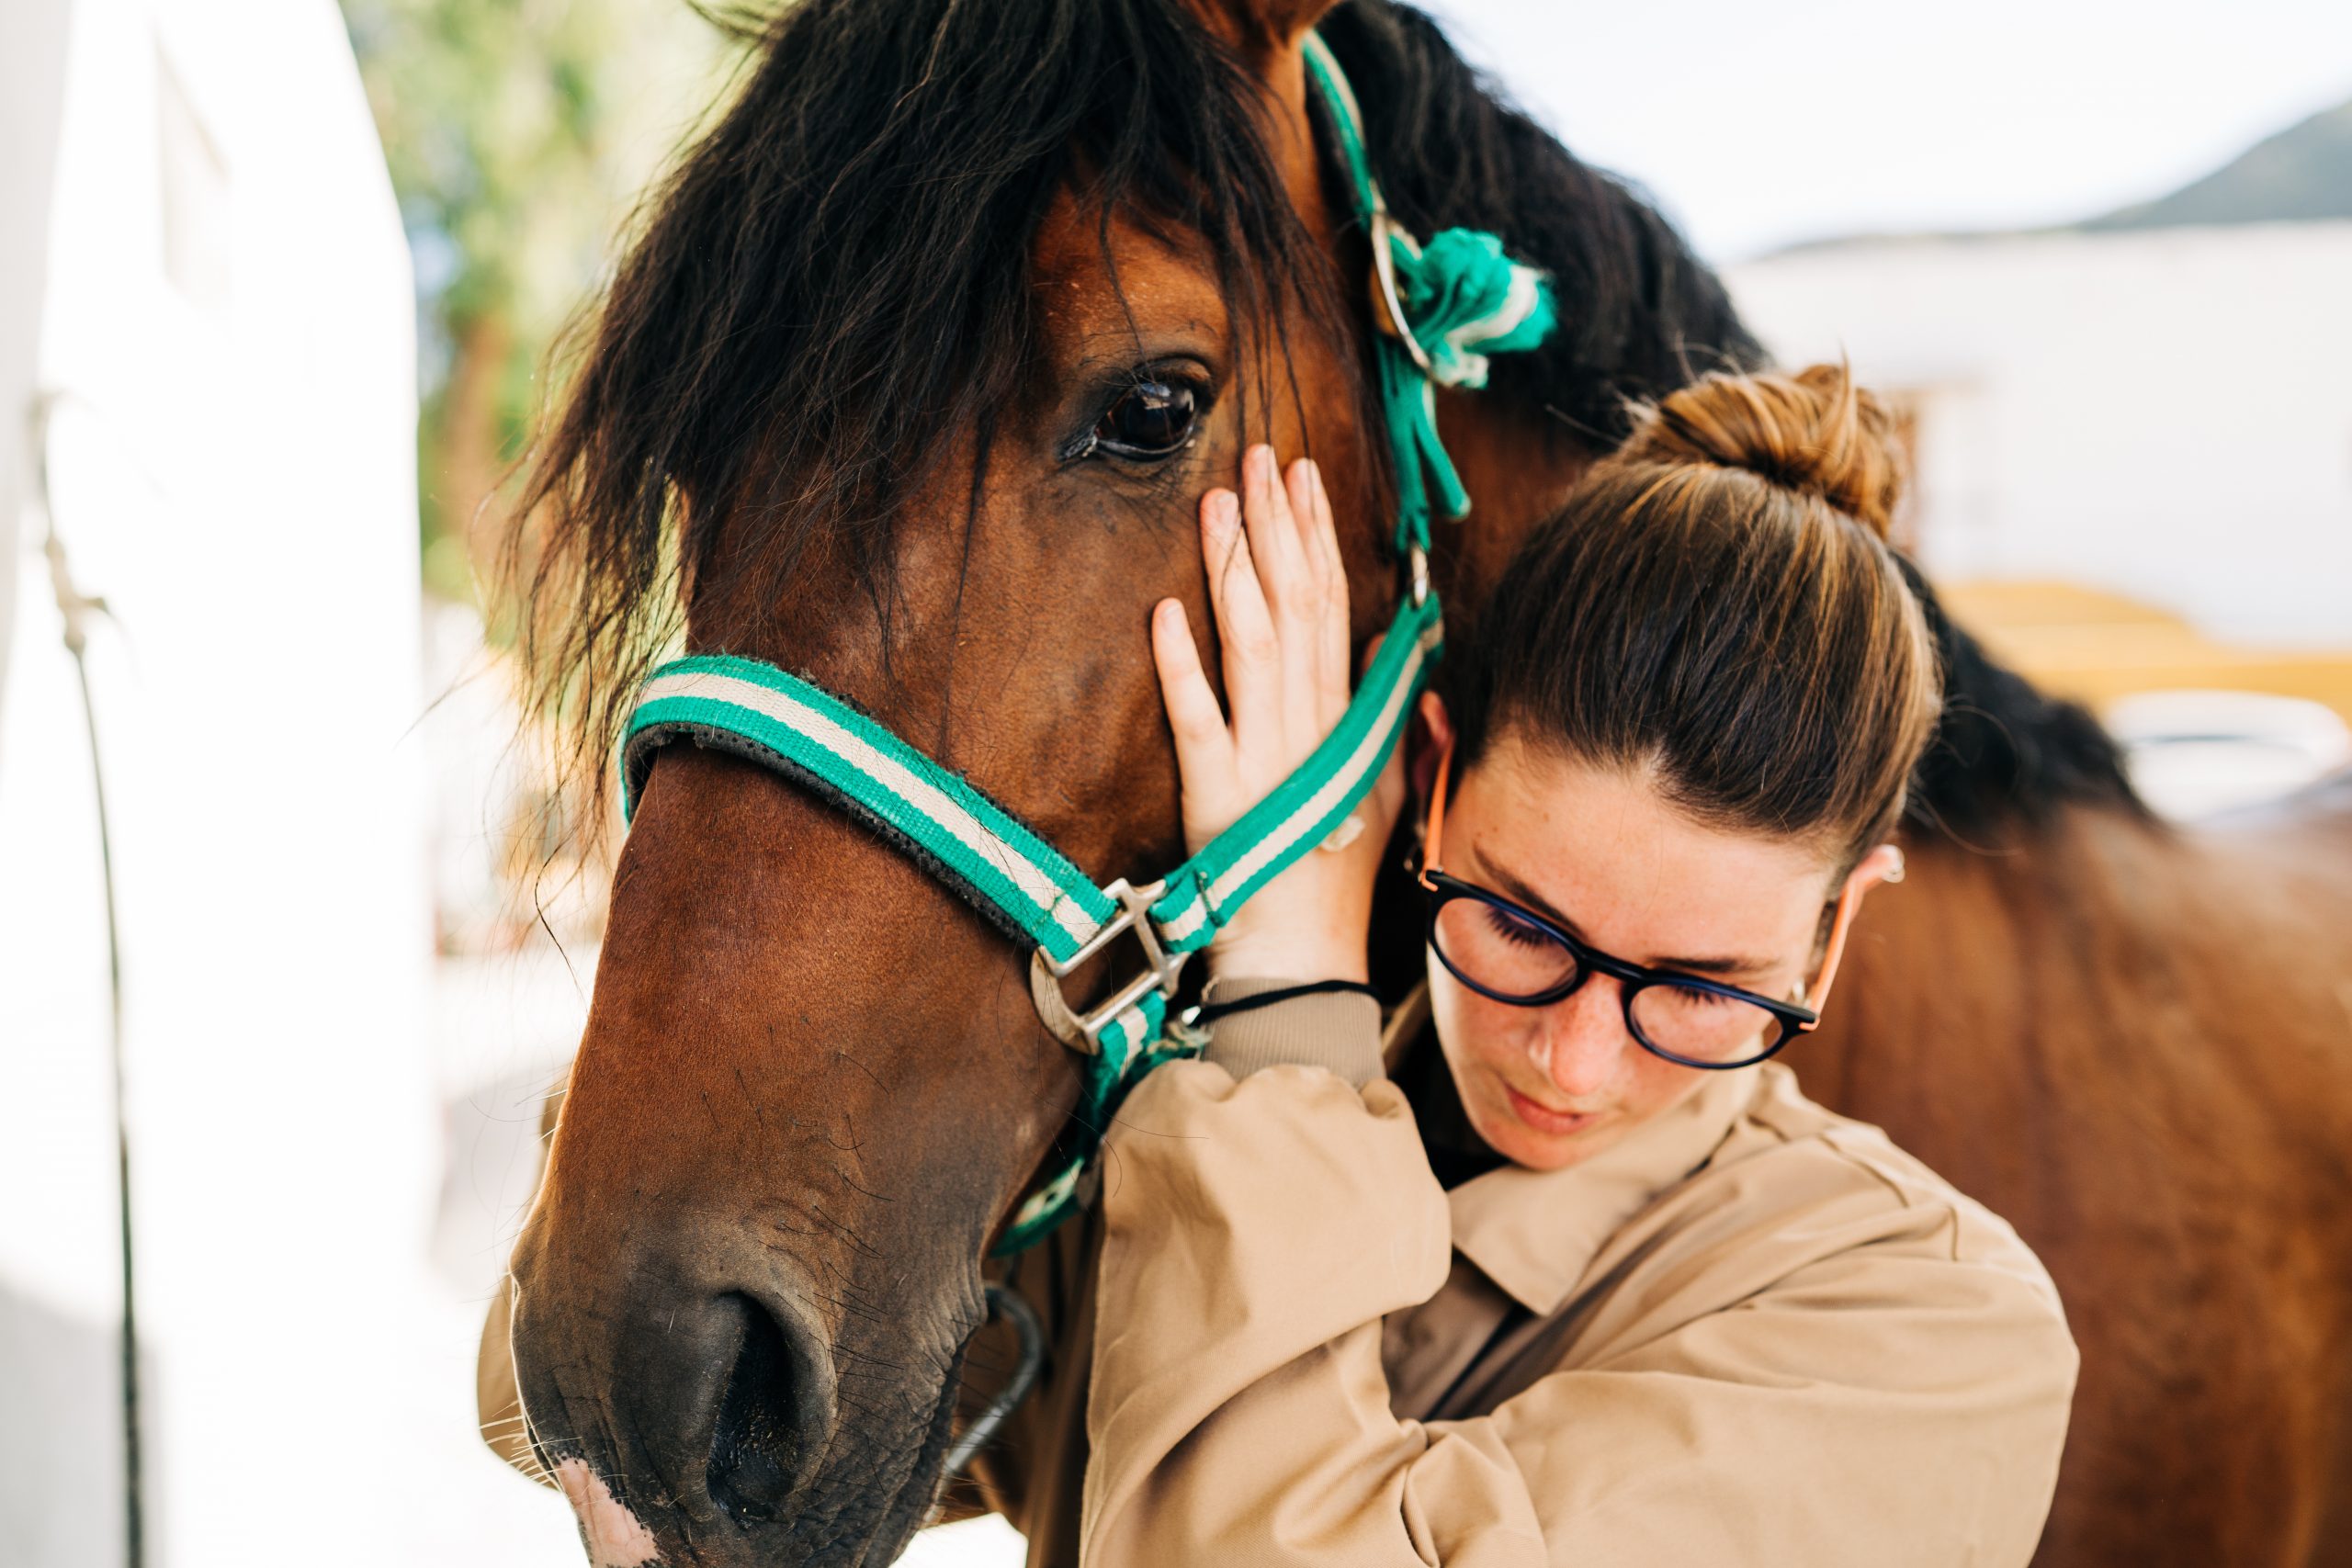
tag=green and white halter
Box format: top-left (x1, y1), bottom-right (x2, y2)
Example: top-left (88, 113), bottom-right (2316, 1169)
top-left (618, 32), bottom-right (1555, 1254)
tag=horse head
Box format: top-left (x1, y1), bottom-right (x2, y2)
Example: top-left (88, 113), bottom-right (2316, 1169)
top-left (496, 3), bottom-right (1748, 1562)
top-left (491, 6), bottom-right (2352, 1564)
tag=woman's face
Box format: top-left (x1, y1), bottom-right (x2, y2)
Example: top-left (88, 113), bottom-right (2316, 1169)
top-left (1427, 730), bottom-right (1850, 1172)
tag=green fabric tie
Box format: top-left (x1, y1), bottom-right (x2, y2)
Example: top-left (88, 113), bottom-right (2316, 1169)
top-left (1301, 32), bottom-right (1555, 554)
top-left (1393, 226), bottom-right (1557, 391)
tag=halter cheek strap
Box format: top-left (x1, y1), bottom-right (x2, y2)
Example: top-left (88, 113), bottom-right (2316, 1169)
top-left (620, 593), bottom-right (1442, 1252)
top-left (616, 31), bottom-right (1554, 1255)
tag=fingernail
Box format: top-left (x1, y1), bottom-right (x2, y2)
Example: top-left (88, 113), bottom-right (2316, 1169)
top-left (1204, 490), bottom-right (1238, 531)
top-left (1306, 457), bottom-right (1324, 494)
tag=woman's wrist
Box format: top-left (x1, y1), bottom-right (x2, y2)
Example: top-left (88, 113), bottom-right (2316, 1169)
top-left (1196, 975), bottom-right (1386, 1086)
top-left (1205, 934), bottom-right (1368, 987)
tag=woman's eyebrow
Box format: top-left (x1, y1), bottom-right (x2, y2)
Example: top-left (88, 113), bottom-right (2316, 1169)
top-left (1478, 860), bottom-right (1589, 940)
top-left (1482, 860), bottom-right (1775, 980)
top-left (1645, 951), bottom-right (1774, 979)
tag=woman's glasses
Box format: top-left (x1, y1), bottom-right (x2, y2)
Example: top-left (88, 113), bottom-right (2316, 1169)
top-left (1416, 741), bottom-right (1864, 1073)
top-left (1421, 870), bottom-right (1813, 1069)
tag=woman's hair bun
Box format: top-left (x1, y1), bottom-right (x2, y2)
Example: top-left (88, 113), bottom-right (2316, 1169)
top-left (1623, 362), bottom-right (1905, 540)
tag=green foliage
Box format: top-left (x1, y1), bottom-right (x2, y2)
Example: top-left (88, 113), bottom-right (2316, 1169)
top-left (339, 0), bottom-right (735, 603)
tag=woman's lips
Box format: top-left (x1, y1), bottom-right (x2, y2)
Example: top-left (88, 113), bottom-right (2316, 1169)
top-left (1505, 1085), bottom-right (1600, 1137)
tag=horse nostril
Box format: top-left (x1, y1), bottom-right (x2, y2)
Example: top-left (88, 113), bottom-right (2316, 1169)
top-left (707, 1292), bottom-right (820, 1524)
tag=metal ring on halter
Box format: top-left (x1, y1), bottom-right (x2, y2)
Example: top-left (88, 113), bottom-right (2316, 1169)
top-left (1367, 209), bottom-right (1435, 376)
top-left (1408, 543), bottom-right (1430, 607)
top-left (1026, 877), bottom-right (1189, 1054)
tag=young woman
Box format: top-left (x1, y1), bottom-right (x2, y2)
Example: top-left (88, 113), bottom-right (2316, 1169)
top-left (1084, 366), bottom-right (2078, 1563)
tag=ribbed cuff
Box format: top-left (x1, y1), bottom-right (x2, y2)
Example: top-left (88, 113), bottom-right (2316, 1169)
top-left (1200, 976), bottom-right (1386, 1087)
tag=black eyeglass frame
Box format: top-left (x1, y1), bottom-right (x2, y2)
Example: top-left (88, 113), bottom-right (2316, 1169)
top-left (1419, 869), bottom-right (1817, 1072)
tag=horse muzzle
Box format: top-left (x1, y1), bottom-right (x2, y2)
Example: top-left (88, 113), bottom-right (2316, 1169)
top-left (506, 1224), bottom-right (964, 1567)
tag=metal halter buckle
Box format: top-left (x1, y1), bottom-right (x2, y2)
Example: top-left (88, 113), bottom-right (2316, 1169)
top-left (1366, 208), bottom-right (1435, 375)
top-left (1027, 878), bottom-right (1191, 1055)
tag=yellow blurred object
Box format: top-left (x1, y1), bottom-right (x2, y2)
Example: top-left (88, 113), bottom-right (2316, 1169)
top-left (1942, 581), bottom-right (2352, 728)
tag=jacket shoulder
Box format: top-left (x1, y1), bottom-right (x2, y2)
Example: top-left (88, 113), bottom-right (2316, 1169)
top-left (1657, 1065), bottom-right (2069, 1323)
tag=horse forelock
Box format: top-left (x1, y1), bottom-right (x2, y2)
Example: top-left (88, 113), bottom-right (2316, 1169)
top-left (507, 0), bottom-right (1363, 829)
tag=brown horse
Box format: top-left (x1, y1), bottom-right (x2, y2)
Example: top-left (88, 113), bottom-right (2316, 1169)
top-left (488, 2), bottom-right (2352, 1563)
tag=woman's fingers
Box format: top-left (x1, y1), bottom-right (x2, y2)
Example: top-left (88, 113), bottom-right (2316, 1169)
top-left (1300, 459), bottom-right (1351, 729)
top-left (1247, 451), bottom-right (1325, 756)
top-left (1285, 454), bottom-right (1331, 607)
top-left (1244, 445), bottom-right (1307, 603)
top-left (1204, 446), bottom-right (1360, 788)
top-left (1150, 598), bottom-right (1238, 825)
top-left (1263, 451), bottom-right (1337, 633)
top-left (1203, 485), bottom-right (1280, 761)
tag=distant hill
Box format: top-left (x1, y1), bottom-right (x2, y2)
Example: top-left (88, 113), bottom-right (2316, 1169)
top-left (1764, 96), bottom-right (2352, 256)
top-left (2082, 98), bottom-right (2352, 231)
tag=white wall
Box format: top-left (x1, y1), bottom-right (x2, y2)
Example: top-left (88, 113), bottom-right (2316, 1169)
top-left (1727, 222), bottom-right (2352, 646)
top-left (0, 0), bottom-right (74, 725)
top-left (0, 3), bottom-right (575, 1563)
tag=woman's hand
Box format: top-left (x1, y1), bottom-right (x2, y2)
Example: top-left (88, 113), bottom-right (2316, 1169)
top-left (1151, 446), bottom-right (1404, 984)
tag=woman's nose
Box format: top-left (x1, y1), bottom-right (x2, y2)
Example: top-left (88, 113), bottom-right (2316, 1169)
top-left (1537, 980), bottom-right (1634, 1100)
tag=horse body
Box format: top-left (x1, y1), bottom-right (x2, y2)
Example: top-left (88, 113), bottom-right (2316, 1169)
top-left (498, 4), bottom-right (2352, 1563)
top-left (1815, 799), bottom-right (2352, 1564)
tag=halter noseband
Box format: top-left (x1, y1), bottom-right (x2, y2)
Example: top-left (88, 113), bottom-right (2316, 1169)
top-left (617, 31), bottom-right (1555, 1253)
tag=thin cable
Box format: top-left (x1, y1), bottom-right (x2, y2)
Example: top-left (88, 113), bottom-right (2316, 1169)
top-left (31, 390), bottom-right (142, 1568)
top-left (937, 1283), bottom-right (1045, 1490)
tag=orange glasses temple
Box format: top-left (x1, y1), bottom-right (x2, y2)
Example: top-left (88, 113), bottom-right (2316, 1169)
top-left (1419, 739), bottom-right (1454, 886)
top-left (1800, 886), bottom-right (1865, 1029)
top-left (1419, 736), bottom-right (1861, 1031)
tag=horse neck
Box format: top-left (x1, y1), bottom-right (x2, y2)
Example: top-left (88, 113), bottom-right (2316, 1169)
top-left (1798, 795), bottom-right (2352, 1215)
top-left (1426, 385), bottom-right (1597, 615)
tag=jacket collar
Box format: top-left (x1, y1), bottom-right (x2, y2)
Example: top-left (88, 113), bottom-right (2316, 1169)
top-left (1385, 987), bottom-right (1760, 1315)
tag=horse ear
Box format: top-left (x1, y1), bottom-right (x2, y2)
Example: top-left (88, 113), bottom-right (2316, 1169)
top-left (1194, 0), bottom-right (1343, 56)
top-left (1189, 0), bottom-right (1347, 195)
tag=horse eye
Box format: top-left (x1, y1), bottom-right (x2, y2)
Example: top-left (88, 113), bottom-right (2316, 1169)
top-left (1094, 378), bottom-right (1198, 458)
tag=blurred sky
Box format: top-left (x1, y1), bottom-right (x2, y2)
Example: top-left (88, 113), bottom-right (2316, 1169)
top-left (1424, 0), bottom-right (2352, 260)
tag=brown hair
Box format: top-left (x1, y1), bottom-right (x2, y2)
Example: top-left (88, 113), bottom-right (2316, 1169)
top-left (1448, 363), bottom-right (1940, 867)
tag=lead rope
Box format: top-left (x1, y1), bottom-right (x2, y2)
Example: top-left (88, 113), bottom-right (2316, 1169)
top-left (30, 391), bottom-right (145, 1568)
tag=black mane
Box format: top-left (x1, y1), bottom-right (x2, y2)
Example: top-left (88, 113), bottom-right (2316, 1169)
top-left (1317, 6), bottom-right (2141, 836)
top-left (1897, 560), bottom-right (2144, 839)
top-left (516, 0), bottom-right (2137, 836)
top-left (1317, 6), bottom-right (1765, 444)
top-left (517, 0), bottom-right (1351, 801)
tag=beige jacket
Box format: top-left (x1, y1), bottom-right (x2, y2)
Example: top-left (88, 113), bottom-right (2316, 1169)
top-left (962, 984), bottom-right (2077, 1567)
top-left (487, 989), bottom-right (2077, 1566)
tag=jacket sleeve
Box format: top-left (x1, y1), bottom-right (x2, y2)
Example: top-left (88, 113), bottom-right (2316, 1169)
top-left (1080, 1061), bottom-right (2077, 1568)
top-left (1201, 975), bottom-right (1387, 1085)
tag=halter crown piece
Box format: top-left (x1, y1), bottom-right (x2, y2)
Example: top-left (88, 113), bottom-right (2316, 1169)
top-left (617, 31), bottom-right (1555, 1254)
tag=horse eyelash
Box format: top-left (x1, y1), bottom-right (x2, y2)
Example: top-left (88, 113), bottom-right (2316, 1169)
top-left (1059, 364), bottom-right (1216, 468)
